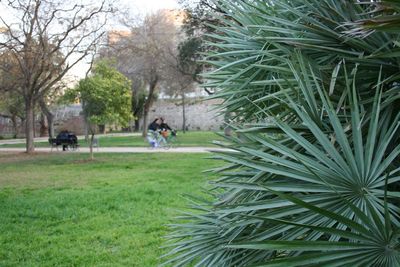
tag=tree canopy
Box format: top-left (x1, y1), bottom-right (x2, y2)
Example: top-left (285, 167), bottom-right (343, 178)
top-left (66, 61), bottom-right (131, 159)
top-left (0, 0), bottom-right (112, 152)
top-left (72, 61), bottom-right (132, 127)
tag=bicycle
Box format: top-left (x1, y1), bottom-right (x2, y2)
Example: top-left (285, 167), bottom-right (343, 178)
top-left (164, 130), bottom-right (178, 148)
top-left (147, 130), bottom-right (177, 150)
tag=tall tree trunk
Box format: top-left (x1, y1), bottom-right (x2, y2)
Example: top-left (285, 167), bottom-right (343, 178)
top-left (11, 115), bottom-right (18, 138)
top-left (48, 114), bottom-right (54, 138)
top-left (25, 99), bottom-right (35, 153)
top-left (33, 108), bottom-right (36, 138)
top-left (142, 110), bottom-right (150, 137)
top-left (90, 132), bottom-right (95, 160)
top-left (182, 92), bottom-right (187, 133)
top-left (19, 117), bottom-right (25, 138)
top-left (142, 78), bottom-right (158, 137)
top-left (132, 79), bottom-right (144, 133)
top-left (39, 99), bottom-right (54, 138)
top-left (132, 88), bottom-right (140, 132)
top-left (84, 115), bottom-right (89, 142)
top-left (134, 119), bottom-right (140, 132)
top-left (82, 101), bottom-right (89, 142)
top-left (39, 112), bottom-right (47, 137)
top-left (99, 124), bottom-right (106, 134)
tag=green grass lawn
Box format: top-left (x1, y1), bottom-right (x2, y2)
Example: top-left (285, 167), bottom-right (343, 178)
top-left (0, 131), bottom-right (224, 148)
top-left (96, 131), bottom-right (223, 147)
top-left (0, 152), bottom-right (220, 266)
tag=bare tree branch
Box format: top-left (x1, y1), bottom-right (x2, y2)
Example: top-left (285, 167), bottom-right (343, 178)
top-left (0, 0), bottom-right (114, 152)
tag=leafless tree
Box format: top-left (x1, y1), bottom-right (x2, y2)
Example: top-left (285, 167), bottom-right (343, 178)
top-left (102, 10), bottom-right (178, 136)
top-left (0, 50), bottom-right (25, 137)
top-left (0, 0), bottom-right (113, 153)
top-left (0, 90), bottom-right (25, 138)
top-left (163, 46), bottom-right (196, 133)
top-left (39, 79), bottom-right (67, 138)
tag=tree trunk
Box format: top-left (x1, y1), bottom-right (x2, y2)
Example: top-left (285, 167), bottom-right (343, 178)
top-left (39, 113), bottom-right (47, 137)
top-left (11, 115), bottom-right (18, 138)
top-left (19, 117), bottom-right (25, 138)
top-left (48, 114), bottom-right (54, 138)
top-left (142, 110), bottom-right (149, 137)
top-left (84, 115), bottom-right (89, 142)
top-left (82, 101), bottom-right (89, 142)
top-left (33, 108), bottom-right (36, 138)
top-left (90, 132), bottom-right (95, 160)
top-left (142, 78), bottom-right (158, 137)
top-left (134, 119), bottom-right (140, 132)
top-left (182, 93), bottom-right (186, 133)
top-left (39, 99), bottom-right (54, 138)
top-left (25, 99), bottom-right (35, 153)
top-left (99, 124), bottom-right (106, 134)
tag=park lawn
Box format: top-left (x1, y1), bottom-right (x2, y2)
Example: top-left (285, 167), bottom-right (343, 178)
top-left (93, 131), bottom-right (224, 147)
top-left (0, 131), bottom-right (224, 148)
top-left (0, 152), bottom-right (221, 266)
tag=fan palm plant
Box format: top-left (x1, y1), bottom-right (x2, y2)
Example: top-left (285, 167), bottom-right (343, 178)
top-left (346, 0), bottom-right (400, 36)
top-left (164, 0), bottom-right (400, 266)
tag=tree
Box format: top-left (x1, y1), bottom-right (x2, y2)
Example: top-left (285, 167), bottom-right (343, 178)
top-left (39, 81), bottom-right (66, 138)
top-left (165, 0), bottom-right (400, 265)
top-left (101, 10), bottom-right (178, 136)
top-left (0, 91), bottom-right (25, 138)
top-left (163, 47), bottom-right (196, 133)
top-left (0, 51), bottom-right (25, 137)
top-left (0, 0), bottom-right (112, 153)
top-left (67, 61), bottom-right (131, 160)
top-left (177, 0), bottom-right (224, 95)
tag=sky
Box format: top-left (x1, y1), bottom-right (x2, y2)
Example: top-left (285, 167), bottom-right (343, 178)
top-left (108, 0), bottom-right (180, 30)
top-left (0, 0), bottom-right (181, 81)
top-left (121, 0), bottom-right (179, 13)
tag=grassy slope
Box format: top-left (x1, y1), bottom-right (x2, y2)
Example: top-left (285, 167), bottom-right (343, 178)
top-left (0, 152), bottom-right (220, 266)
top-left (0, 131), bottom-right (224, 148)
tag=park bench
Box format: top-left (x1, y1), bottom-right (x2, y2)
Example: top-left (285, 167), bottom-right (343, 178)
top-left (49, 138), bottom-right (79, 151)
top-left (49, 131), bottom-right (79, 151)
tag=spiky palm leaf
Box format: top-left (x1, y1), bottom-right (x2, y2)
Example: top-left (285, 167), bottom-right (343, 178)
top-left (164, 0), bottom-right (400, 266)
top-left (204, 0), bottom-right (400, 121)
top-left (164, 58), bottom-right (400, 266)
top-left (346, 0), bottom-right (400, 36)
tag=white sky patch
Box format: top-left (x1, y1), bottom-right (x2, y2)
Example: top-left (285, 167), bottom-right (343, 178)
top-left (122, 0), bottom-right (179, 13)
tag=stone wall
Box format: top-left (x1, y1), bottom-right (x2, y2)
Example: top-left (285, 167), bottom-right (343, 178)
top-left (0, 98), bottom-right (224, 137)
top-left (0, 104), bottom-right (84, 137)
top-left (53, 104), bottom-right (85, 135)
top-left (0, 117), bottom-right (14, 136)
top-left (148, 98), bottom-right (224, 131)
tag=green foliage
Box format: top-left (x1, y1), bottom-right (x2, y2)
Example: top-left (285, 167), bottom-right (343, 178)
top-left (165, 0), bottom-right (400, 266)
top-left (176, 38), bottom-right (203, 82)
top-left (177, 0), bottom-right (224, 93)
top-left (72, 61), bottom-right (132, 128)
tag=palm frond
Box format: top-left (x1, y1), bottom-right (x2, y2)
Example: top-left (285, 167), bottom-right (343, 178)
top-left (164, 1), bottom-right (400, 266)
